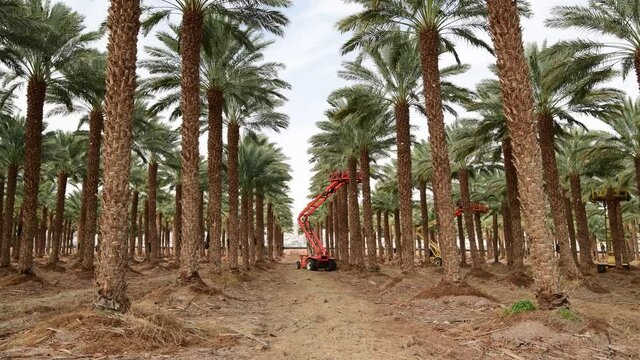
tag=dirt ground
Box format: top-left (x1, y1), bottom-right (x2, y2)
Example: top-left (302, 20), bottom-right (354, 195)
top-left (1, 254), bottom-right (639, 359)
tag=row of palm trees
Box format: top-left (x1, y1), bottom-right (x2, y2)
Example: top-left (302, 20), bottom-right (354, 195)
top-left (302, 0), bottom-right (640, 309)
top-left (0, 0), bottom-right (294, 312)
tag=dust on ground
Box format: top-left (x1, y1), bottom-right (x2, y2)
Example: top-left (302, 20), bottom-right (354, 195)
top-left (1, 255), bottom-right (639, 359)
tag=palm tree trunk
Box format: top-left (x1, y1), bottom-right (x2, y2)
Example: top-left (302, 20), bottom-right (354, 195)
top-left (174, 184), bottom-right (182, 260)
top-left (606, 191), bottom-right (623, 268)
top-left (376, 210), bottom-right (383, 262)
top-left (76, 176), bottom-right (87, 258)
top-left (486, 0), bottom-right (565, 307)
top-left (14, 209), bottom-right (22, 261)
top-left (538, 114), bottom-right (580, 278)
top-left (18, 78), bottom-right (47, 275)
top-left (247, 192), bottom-right (255, 265)
top-left (49, 171), bottom-right (68, 265)
top-left (0, 176), bottom-right (4, 258)
top-left (94, 0), bottom-right (141, 312)
top-left (346, 156), bottom-right (363, 267)
top-left (327, 199), bottom-right (335, 257)
top-left (332, 199), bottom-right (339, 259)
top-left (197, 191), bottom-right (204, 258)
top-left (384, 210), bottom-right (391, 262)
top-left (393, 101), bottom-right (414, 267)
top-left (37, 205), bottom-right (47, 257)
top-left (502, 137), bottom-right (525, 269)
top-left (359, 149), bottom-right (377, 270)
top-left (82, 110), bottom-right (104, 270)
top-left (418, 29), bottom-right (458, 281)
top-left (564, 196), bottom-right (578, 263)
top-left (178, 7), bottom-right (204, 282)
top-left (631, 220), bottom-right (639, 261)
top-left (492, 212), bottom-right (499, 263)
top-left (157, 212), bottom-right (163, 257)
top-left (239, 195), bottom-right (250, 271)
top-left (267, 202), bottom-right (274, 260)
top-left (206, 89), bottom-right (223, 273)
top-left (228, 122), bottom-right (240, 270)
top-left (128, 190), bottom-right (138, 261)
top-left (393, 209), bottom-right (401, 260)
top-left (1, 163), bottom-right (18, 266)
top-left (254, 193), bottom-right (264, 264)
top-left (338, 186), bottom-right (349, 263)
top-left (457, 215), bottom-right (466, 266)
top-left (137, 211), bottom-right (143, 256)
top-left (502, 202), bottom-right (513, 265)
top-left (143, 200), bottom-right (149, 259)
top-left (47, 211), bottom-right (53, 255)
top-left (419, 181), bottom-right (429, 260)
top-left (474, 213), bottom-right (485, 263)
top-left (459, 168), bottom-right (481, 268)
top-left (147, 161), bottom-right (158, 262)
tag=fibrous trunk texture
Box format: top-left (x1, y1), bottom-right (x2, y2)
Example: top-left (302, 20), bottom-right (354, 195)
top-left (49, 172), bottom-right (67, 264)
top-left (502, 138), bottom-right (524, 269)
top-left (18, 79), bottom-right (46, 274)
top-left (393, 101), bottom-right (414, 266)
top-left (82, 110), bottom-right (104, 270)
top-left (419, 29), bottom-right (458, 281)
top-left (393, 209), bottom-right (401, 260)
top-left (537, 114), bottom-right (580, 278)
top-left (94, 0), bottom-right (141, 312)
top-left (207, 89), bottom-right (223, 273)
top-left (487, 0), bottom-right (565, 308)
top-left (227, 122), bottom-right (240, 270)
top-left (178, 8), bottom-right (204, 281)
top-left (419, 181), bottom-right (429, 260)
top-left (128, 190), bottom-right (138, 260)
top-left (338, 186), bottom-right (349, 263)
top-left (148, 161), bottom-right (158, 262)
top-left (384, 211), bottom-right (391, 262)
top-left (174, 184), bottom-right (182, 260)
top-left (267, 203), bottom-right (274, 260)
top-left (474, 212), bottom-right (486, 263)
top-left (459, 168), bottom-right (481, 268)
top-left (1, 164), bottom-right (18, 266)
top-left (360, 148), bottom-right (377, 271)
top-left (492, 212), bottom-right (499, 263)
top-left (347, 157), bottom-right (363, 267)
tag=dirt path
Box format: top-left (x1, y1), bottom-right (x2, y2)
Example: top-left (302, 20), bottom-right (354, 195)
top-left (222, 262), bottom-right (465, 360)
top-left (2, 258), bottom-right (639, 359)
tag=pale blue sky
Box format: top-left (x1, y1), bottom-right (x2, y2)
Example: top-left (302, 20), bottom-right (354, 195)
top-left (25, 1), bottom-right (640, 217)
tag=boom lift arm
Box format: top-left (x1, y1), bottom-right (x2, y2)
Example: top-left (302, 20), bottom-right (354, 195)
top-left (296, 171), bottom-right (363, 271)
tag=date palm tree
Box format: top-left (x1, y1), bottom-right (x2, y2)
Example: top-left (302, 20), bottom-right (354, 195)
top-left (326, 94), bottom-right (396, 269)
top-left (94, 0), bottom-right (142, 313)
top-left (526, 42), bottom-right (622, 278)
top-left (546, 0), bottom-right (640, 92)
top-left (141, 20), bottom-right (289, 274)
top-left (599, 98), bottom-right (640, 217)
top-left (142, 0), bottom-right (290, 282)
top-left (2, 0), bottom-right (98, 274)
top-left (47, 51), bottom-right (107, 269)
top-left (338, 1), bottom-right (489, 279)
top-left (0, 116), bottom-right (24, 267)
top-left (132, 109), bottom-right (179, 263)
top-left (485, 0), bottom-right (566, 308)
top-left (334, 30), bottom-right (472, 269)
top-left (44, 131), bottom-right (84, 265)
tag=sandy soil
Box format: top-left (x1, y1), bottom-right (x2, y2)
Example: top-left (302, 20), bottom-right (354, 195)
top-left (1, 255), bottom-right (639, 359)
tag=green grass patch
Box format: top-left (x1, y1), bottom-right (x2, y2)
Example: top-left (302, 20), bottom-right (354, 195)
top-left (557, 308), bottom-right (579, 321)
top-left (504, 299), bottom-right (536, 315)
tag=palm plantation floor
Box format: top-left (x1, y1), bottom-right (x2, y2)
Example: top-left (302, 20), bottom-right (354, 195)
top-left (1, 256), bottom-right (639, 359)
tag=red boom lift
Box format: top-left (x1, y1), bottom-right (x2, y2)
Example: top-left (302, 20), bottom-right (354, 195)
top-left (296, 170), bottom-right (363, 271)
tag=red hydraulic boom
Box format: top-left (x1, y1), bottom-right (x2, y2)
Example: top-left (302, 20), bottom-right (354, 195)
top-left (296, 170), bottom-right (363, 271)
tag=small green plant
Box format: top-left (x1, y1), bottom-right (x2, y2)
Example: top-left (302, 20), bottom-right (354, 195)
top-left (557, 308), bottom-right (579, 321)
top-left (505, 299), bottom-right (536, 315)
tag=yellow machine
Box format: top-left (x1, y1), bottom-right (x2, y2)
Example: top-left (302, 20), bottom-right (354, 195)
top-left (589, 188), bottom-right (631, 273)
top-left (415, 224), bottom-right (442, 266)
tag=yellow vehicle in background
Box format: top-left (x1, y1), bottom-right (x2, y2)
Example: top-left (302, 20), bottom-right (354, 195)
top-left (416, 223), bottom-right (442, 266)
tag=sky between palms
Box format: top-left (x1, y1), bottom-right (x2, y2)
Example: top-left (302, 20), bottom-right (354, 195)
top-left (22, 0), bottom-right (640, 216)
